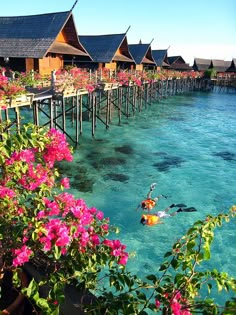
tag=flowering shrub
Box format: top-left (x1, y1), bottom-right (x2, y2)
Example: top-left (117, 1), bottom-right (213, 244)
top-left (0, 123), bottom-right (128, 314)
top-left (0, 74), bottom-right (26, 105)
top-left (54, 67), bottom-right (95, 93)
top-left (14, 71), bottom-right (51, 89)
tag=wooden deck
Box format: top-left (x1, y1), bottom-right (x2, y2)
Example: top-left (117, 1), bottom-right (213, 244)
top-left (0, 77), bottom-right (233, 143)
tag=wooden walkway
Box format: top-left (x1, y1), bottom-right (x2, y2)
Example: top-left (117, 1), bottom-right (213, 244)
top-left (212, 78), bottom-right (236, 93)
top-left (0, 77), bottom-right (222, 143)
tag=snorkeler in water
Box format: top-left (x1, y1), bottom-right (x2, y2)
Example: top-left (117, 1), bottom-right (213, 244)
top-left (136, 183), bottom-right (167, 211)
top-left (140, 204), bottom-right (197, 226)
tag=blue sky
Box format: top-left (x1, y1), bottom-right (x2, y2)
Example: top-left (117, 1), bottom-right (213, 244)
top-left (1, 0), bottom-right (236, 65)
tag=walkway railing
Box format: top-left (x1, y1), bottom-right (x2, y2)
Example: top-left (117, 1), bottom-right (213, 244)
top-left (0, 76), bottom-right (234, 143)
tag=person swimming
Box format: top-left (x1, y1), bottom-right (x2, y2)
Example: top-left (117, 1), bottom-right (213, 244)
top-left (140, 204), bottom-right (197, 226)
top-left (136, 183), bottom-right (167, 211)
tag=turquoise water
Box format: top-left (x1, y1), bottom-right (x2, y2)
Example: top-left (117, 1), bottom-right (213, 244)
top-left (24, 90), bottom-right (236, 305)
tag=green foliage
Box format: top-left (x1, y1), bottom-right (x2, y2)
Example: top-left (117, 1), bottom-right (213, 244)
top-left (84, 209), bottom-right (236, 314)
top-left (204, 68), bottom-right (217, 79)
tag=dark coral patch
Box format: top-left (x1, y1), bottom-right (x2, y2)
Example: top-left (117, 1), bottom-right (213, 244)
top-left (104, 173), bottom-right (129, 182)
top-left (86, 151), bottom-right (101, 160)
top-left (56, 161), bottom-right (88, 178)
top-left (115, 144), bottom-right (134, 155)
top-left (213, 151), bottom-right (236, 161)
top-left (71, 177), bottom-right (95, 193)
top-left (91, 156), bottom-right (126, 170)
top-left (153, 156), bottom-right (185, 172)
top-left (100, 157), bottom-right (126, 166)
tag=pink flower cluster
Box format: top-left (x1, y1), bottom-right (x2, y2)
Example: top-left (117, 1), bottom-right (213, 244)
top-left (155, 290), bottom-right (192, 315)
top-left (0, 186), bottom-right (16, 198)
top-left (43, 128), bottom-right (73, 167)
top-left (32, 192), bottom-right (128, 264)
top-left (6, 148), bottom-right (36, 165)
top-left (0, 127), bottom-right (129, 269)
top-left (55, 68), bottom-right (95, 93)
top-left (13, 245), bottom-right (33, 267)
top-left (103, 239), bottom-right (128, 265)
top-left (4, 147), bottom-right (55, 191)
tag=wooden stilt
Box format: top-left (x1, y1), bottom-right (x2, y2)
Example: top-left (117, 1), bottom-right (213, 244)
top-left (76, 94), bottom-right (79, 143)
top-left (79, 95), bottom-right (83, 135)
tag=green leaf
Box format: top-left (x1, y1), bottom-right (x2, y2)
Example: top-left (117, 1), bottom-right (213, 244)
top-left (51, 308), bottom-right (60, 315)
top-left (203, 242), bottom-right (211, 260)
top-left (164, 251), bottom-right (172, 257)
top-left (159, 263), bottom-right (168, 271)
top-left (171, 258), bottom-right (179, 269)
top-left (187, 240), bottom-right (196, 250)
top-left (207, 283), bottom-right (212, 294)
top-left (146, 274), bottom-right (157, 282)
top-left (36, 297), bottom-right (50, 309)
top-left (137, 291), bottom-right (146, 300)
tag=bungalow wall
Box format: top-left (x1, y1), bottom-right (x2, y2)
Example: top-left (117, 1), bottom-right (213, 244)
top-left (136, 64), bottom-right (143, 71)
top-left (104, 62), bottom-right (116, 70)
top-left (26, 55), bottom-right (63, 75)
top-left (39, 55), bottom-right (63, 75)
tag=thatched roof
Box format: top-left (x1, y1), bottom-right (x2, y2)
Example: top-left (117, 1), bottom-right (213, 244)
top-left (192, 58), bottom-right (211, 71)
top-left (168, 56), bottom-right (184, 65)
top-left (168, 56), bottom-right (192, 71)
top-left (128, 43), bottom-right (156, 65)
top-left (0, 11), bottom-right (90, 58)
top-left (79, 33), bottom-right (135, 63)
top-left (210, 59), bottom-right (231, 72)
top-left (152, 49), bottom-right (170, 67)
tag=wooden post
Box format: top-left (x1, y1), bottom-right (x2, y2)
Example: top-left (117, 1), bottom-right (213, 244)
top-left (50, 98), bottom-right (53, 128)
top-left (62, 97), bottom-right (66, 134)
top-left (76, 93), bottom-right (79, 143)
top-left (106, 91), bottom-right (110, 127)
top-left (51, 70), bottom-right (56, 92)
top-left (71, 96), bottom-right (75, 126)
top-left (15, 107), bottom-right (20, 133)
top-left (91, 93), bottom-right (95, 137)
top-left (79, 94), bottom-right (83, 135)
top-left (118, 87), bottom-right (122, 125)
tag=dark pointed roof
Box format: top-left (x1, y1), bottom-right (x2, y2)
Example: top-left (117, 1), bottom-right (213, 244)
top-left (168, 56), bottom-right (185, 65)
top-left (0, 11), bottom-right (90, 58)
top-left (152, 49), bottom-right (170, 67)
top-left (192, 58), bottom-right (211, 71)
top-left (227, 58), bottom-right (236, 72)
top-left (79, 33), bottom-right (135, 63)
top-left (128, 43), bottom-right (156, 65)
top-left (210, 59), bottom-right (231, 72)
top-left (168, 56), bottom-right (192, 71)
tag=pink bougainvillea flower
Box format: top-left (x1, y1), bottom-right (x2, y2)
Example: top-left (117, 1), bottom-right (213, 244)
top-left (13, 245), bottom-right (33, 267)
top-left (118, 252), bottom-right (128, 265)
top-left (0, 186), bottom-right (16, 198)
top-left (155, 299), bottom-right (161, 309)
top-left (60, 177), bottom-right (70, 189)
top-left (96, 210), bottom-right (104, 220)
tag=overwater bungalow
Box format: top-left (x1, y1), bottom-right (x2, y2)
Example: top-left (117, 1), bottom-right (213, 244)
top-left (78, 32), bottom-right (135, 71)
top-left (0, 11), bottom-right (91, 75)
top-left (128, 41), bottom-right (156, 71)
top-left (209, 59), bottom-right (231, 73)
top-left (168, 56), bottom-right (192, 72)
top-left (192, 58), bottom-right (211, 72)
top-left (152, 49), bottom-right (170, 71)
